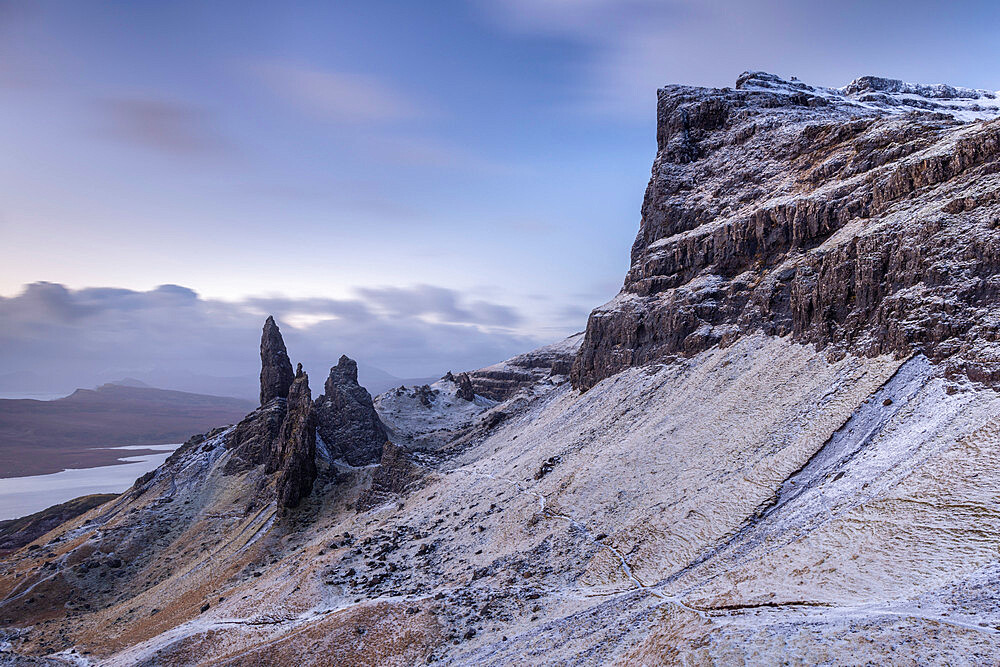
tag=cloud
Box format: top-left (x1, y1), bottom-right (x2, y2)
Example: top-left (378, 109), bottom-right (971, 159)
top-left (0, 282), bottom-right (545, 397)
top-left (254, 61), bottom-right (427, 123)
top-left (356, 285), bottom-right (523, 327)
top-left (481, 0), bottom-right (1000, 119)
top-left (481, 0), bottom-right (706, 118)
top-left (100, 96), bottom-right (231, 156)
top-left (252, 61), bottom-right (498, 170)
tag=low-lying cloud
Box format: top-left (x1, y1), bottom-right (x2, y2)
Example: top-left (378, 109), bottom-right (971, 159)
top-left (253, 61), bottom-right (428, 124)
top-left (0, 282), bottom-right (550, 399)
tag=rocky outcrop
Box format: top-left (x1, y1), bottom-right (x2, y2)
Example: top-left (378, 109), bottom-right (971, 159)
top-left (454, 372), bottom-right (475, 402)
top-left (268, 364), bottom-right (317, 509)
top-left (470, 333), bottom-right (583, 400)
top-left (229, 321), bottom-right (320, 506)
top-left (572, 72), bottom-right (1000, 390)
top-left (357, 442), bottom-right (421, 510)
top-left (259, 315), bottom-right (294, 405)
top-left (441, 371), bottom-right (474, 402)
top-left (313, 355), bottom-right (388, 466)
top-left (413, 384), bottom-right (436, 407)
top-left (223, 400), bottom-right (286, 474)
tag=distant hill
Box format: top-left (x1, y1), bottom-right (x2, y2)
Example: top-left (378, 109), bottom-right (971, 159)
top-left (0, 384), bottom-right (255, 477)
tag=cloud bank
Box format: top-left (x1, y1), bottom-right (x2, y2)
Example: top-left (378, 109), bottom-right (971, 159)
top-left (0, 282), bottom-right (549, 399)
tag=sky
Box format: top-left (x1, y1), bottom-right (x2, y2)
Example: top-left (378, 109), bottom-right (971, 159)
top-left (2, 0), bottom-right (999, 396)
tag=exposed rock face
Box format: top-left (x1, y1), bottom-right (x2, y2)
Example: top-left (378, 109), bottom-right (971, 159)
top-left (470, 333), bottom-right (583, 400)
top-left (259, 315), bottom-right (294, 405)
top-left (268, 364), bottom-right (317, 509)
top-left (454, 372), bottom-right (475, 402)
top-left (357, 442), bottom-right (421, 511)
top-left (413, 384), bottom-right (436, 407)
top-left (313, 355), bottom-right (388, 466)
top-left (572, 72), bottom-right (1000, 390)
top-left (223, 399), bottom-right (286, 474)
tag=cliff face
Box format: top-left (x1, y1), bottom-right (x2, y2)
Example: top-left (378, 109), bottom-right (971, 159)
top-left (573, 72), bottom-right (1000, 390)
top-left (470, 333), bottom-right (582, 400)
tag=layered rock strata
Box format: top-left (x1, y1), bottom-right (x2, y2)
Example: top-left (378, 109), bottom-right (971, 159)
top-left (572, 72), bottom-right (1000, 390)
top-left (470, 333), bottom-right (582, 400)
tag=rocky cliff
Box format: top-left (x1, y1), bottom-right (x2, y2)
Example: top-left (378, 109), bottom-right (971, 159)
top-left (470, 333), bottom-right (582, 400)
top-left (573, 71), bottom-right (1000, 390)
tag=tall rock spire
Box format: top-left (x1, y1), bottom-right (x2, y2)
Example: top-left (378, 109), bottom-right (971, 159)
top-left (312, 355), bottom-right (388, 466)
top-left (268, 363), bottom-right (317, 509)
top-left (259, 316), bottom-right (294, 405)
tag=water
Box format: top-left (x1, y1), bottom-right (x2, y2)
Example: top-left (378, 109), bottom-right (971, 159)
top-left (0, 444), bottom-right (179, 521)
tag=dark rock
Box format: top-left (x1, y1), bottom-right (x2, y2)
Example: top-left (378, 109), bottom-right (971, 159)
top-left (413, 384), bottom-right (435, 407)
top-left (468, 335), bottom-right (582, 400)
top-left (358, 442), bottom-right (422, 511)
top-left (482, 411), bottom-right (507, 431)
top-left (269, 364), bottom-right (317, 509)
top-left (259, 316), bottom-right (294, 406)
top-left (312, 355), bottom-right (388, 466)
top-left (455, 372), bottom-right (475, 402)
top-left (572, 72), bottom-right (1000, 390)
top-left (224, 400), bottom-right (286, 473)
top-left (534, 456), bottom-right (560, 480)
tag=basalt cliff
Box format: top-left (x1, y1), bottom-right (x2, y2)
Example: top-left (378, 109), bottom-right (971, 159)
top-left (574, 71), bottom-right (1000, 390)
top-left (5, 73), bottom-right (1000, 665)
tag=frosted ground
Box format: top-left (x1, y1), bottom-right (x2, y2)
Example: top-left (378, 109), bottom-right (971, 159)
top-left (6, 332), bottom-right (999, 663)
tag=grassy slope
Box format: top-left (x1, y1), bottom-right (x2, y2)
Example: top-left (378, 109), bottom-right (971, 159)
top-left (0, 494), bottom-right (118, 555)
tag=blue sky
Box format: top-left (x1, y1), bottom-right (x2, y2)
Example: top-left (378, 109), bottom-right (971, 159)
top-left (2, 0), bottom-right (999, 392)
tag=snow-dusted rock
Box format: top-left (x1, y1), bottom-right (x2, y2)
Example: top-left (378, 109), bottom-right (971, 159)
top-left (312, 355), bottom-right (388, 466)
top-left (574, 71), bottom-right (1000, 390)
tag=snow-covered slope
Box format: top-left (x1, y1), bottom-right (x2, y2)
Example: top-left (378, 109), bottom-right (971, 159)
top-left (738, 71), bottom-right (1000, 121)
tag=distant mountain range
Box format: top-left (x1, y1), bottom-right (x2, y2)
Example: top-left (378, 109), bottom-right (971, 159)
top-left (0, 383), bottom-right (255, 477)
top-left (0, 365), bottom-right (436, 403)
